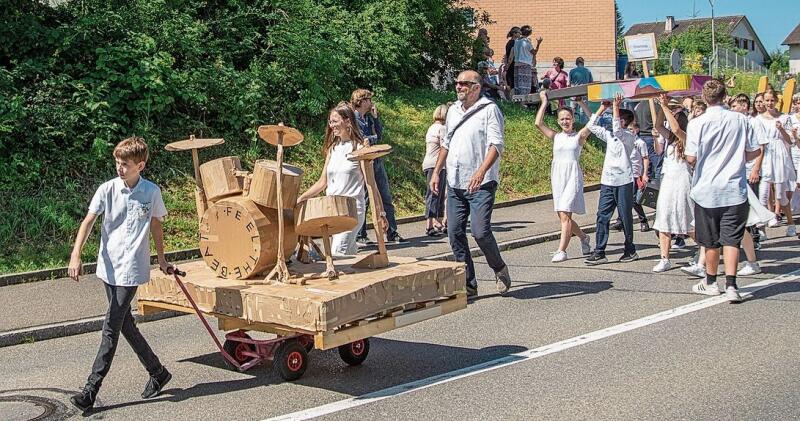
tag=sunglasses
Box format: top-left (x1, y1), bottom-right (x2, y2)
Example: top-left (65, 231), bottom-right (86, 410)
top-left (455, 80), bottom-right (477, 88)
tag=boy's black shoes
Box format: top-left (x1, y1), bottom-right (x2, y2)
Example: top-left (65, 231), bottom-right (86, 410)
top-left (142, 367), bottom-right (172, 399)
top-left (584, 252), bottom-right (608, 265)
top-left (70, 386), bottom-right (97, 412)
top-left (618, 252), bottom-right (639, 263)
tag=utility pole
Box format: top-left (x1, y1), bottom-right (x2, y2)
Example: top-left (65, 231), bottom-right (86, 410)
top-left (709, 0), bottom-right (716, 77)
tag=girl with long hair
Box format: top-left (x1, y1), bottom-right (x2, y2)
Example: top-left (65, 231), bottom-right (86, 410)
top-left (651, 93), bottom-right (694, 272)
top-left (297, 102), bottom-right (385, 255)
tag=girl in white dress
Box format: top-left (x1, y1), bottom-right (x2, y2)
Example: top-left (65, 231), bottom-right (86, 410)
top-left (651, 94), bottom-right (693, 273)
top-left (535, 90), bottom-right (591, 262)
top-left (788, 94), bottom-right (800, 217)
top-left (751, 90), bottom-right (796, 237)
top-left (297, 102), bottom-right (388, 256)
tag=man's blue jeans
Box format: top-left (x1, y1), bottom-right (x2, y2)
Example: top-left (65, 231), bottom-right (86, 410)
top-left (358, 158), bottom-right (398, 237)
top-left (595, 183), bottom-right (636, 256)
top-left (447, 181), bottom-right (506, 288)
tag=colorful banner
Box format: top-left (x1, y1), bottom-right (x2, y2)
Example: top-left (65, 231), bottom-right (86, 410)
top-left (586, 75), bottom-right (712, 101)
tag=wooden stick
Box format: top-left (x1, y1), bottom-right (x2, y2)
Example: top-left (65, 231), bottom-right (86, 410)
top-left (321, 225), bottom-right (337, 279)
top-left (189, 135), bottom-right (208, 221)
top-left (642, 61), bottom-right (659, 132)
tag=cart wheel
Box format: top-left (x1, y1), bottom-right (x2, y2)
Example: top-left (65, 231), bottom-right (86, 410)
top-left (222, 335), bottom-right (255, 370)
top-left (274, 339), bottom-right (308, 381)
top-left (338, 338), bottom-right (370, 366)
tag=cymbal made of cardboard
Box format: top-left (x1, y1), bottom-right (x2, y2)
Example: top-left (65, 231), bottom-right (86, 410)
top-left (347, 144), bottom-right (392, 161)
top-left (165, 137), bottom-right (225, 151)
top-left (294, 196), bottom-right (358, 236)
top-left (257, 124), bottom-right (304, 147)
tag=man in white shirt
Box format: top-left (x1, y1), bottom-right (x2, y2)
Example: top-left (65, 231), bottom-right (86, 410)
top-left (430, 70), bottom-right (511, 297)
top-left (685, 79), bottom-right (761, 302)
top-left (583, 94), bottom-right (638, 265)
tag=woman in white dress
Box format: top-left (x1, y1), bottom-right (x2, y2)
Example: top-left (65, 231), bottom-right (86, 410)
top-left (651, 94), bottom-right (694, 273)
top-left (535, 90), bottom-right (591, 262)
top-left (751, 89), bottom-right (796, 237)
top-left (297, 102), bottom-right (387, 256)
top-left (788, 94), bottom-right (800, 217)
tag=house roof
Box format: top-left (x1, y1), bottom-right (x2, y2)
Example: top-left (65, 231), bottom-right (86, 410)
top-left (625, 15), bottom-right (744, 39)
top-left (783, 23), bottom-right (800, 45)
top-left (624, 15), bottom-right (767, 57)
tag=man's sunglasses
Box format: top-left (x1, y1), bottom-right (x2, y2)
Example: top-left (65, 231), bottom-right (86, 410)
top-left (455, 81), bottom-right (477, 87)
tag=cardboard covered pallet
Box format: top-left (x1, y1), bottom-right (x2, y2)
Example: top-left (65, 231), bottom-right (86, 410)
top-left (138, 257), bottom-right (466, 332)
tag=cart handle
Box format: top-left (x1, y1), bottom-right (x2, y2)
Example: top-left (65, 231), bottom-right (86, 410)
top-left (168, 267), bottom-right (243, 370)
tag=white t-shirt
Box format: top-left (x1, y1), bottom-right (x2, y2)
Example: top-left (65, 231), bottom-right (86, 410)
top-left (443, 96), bottom-right (505, 190)
top-left (326, 141), bottom-right (366, 203)
top-left (685, 105), bottom-right (758, 208)
top-left (423, 122), bottom-right (445, 170)
top-left (89, 177), bottom-right (167, 286)
top-left (631, 138), bottom-right (648, 177)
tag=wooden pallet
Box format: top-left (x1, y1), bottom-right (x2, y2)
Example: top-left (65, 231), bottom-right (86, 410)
top-left (138, 293), bottom-right (466, 351)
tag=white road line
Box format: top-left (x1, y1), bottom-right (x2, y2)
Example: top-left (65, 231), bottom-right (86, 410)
top-left (266, 270), bottom-right (800, 421)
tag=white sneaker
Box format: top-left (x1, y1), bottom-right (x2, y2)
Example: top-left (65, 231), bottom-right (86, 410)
top-left (725, 286), bottom-right (743, 303)
top-left (787, 225), bottom-right (797, 237)
top-left (551, 250), bottom-right (568, 262)
top-left (767, 218), bottom-right (779, 228)
top-left (737, 261), bottom-right (762, 276)
top-left (758, 227), bottom-right (768, 240)
top-left (652, 258), bottom-right (672, 272)
top-left (580, 237), bottom-right (591, 256)
top-left (681, 263), bottom-right (706, 278)
top-left (692, 281), bottom-right (720, 296)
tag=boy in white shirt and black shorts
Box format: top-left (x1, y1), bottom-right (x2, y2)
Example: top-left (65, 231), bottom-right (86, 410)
top-left (67, 137), bottom-right (174, 412)
top-left (685, 80), bottom-right (761, 302)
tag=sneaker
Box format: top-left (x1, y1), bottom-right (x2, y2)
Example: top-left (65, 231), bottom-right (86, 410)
top-left (551, 250), bottom-right (568, 262)
top-left (618, 252), bottom-right (639, 263)
top-left (355, 235), bottom-right (370, 247)
top-left (640, 220), bottom-right (651, 232)
top-left (465, 284), bottom-right (478, 297)
top-left (767, 218), bottom-right (779, 228)
top-left (787, 225), bottom-right (797, 237)
top-left (754, 241), bottom-right (762, 251)
top-left (426, 227), bottom-right (444, 237)
top-left (580, 237), bottom-right (591, 255)
top-left (652, 258), bottom-right (672, 272)
top-left (692, 281), bottom-right (721, 296)
top-left (610, 220), bottom-right (623, 231)
top-left (671, 237), bottom-right (686, 250)
top-left (70, 386), bottom-right (97, 412)
top-left (758, 227), bottom-right (768, 241)
top-left (386, 233), bottom-right (409, 244)
top-left (142, 367), bottom-right (172, 399)
top-left (725, 286), bottom-right (743, 303)
top-left (681, 263), bottom-right (706, 278)
top-left (495, 265), bottom-right (511, 295)
top-left (737, 261), bottom-right (762, 276)
top-left (584, 252), bottom-right (608, 265)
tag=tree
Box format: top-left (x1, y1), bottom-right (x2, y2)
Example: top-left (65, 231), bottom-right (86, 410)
top-left (654, 23), bottom-right (733, 74)
top-left (615, 1), bottom-right (626, 55)
top-left (765, 49), bottom-right (790, 74)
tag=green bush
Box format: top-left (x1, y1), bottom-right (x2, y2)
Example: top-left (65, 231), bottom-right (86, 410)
top-left (0, 0), bottom-right (477, 269)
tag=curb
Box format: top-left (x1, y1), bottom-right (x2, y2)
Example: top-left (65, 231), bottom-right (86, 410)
top-left (0, 185), bottom-right (601, 287)
top-left (0, 209), bottom-right (652, 348)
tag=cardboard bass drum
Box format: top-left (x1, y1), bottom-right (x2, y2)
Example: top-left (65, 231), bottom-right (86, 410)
top-left (199, 196), bottom-right (297, 279)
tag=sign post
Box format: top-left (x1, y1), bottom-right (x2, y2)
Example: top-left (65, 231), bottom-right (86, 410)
top-left (624, 33), bottom-right (659, 130)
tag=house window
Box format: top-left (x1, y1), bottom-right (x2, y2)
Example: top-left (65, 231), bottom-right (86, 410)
top-left (750, 40), bottom-right (755, 51)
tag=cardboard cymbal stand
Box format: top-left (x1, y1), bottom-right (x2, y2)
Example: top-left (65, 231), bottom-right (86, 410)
top-left (347, 144), bottom-right (392, 269)
top-left (257, 123), bottom-right (304, 284)
top-left (165, 135), bottom-right (225, 221)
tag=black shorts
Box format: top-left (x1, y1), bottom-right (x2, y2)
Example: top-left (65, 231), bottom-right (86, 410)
top-left (694, 202), bottom-right (749, 248)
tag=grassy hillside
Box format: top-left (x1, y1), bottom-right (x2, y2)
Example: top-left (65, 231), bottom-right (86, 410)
top-left (1, 89), bottom-right (605, 274)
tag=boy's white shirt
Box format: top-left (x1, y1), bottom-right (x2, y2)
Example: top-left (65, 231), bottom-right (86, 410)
top-left (685, 105), bottom-right (759, 208)
top-left (89, 176), bottom-right (167, 286)
top-left (587, 113), bottom-right (636, 186)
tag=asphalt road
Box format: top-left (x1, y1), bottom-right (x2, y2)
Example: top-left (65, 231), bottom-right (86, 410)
top-left (1, 228), bottom-right (798, 421)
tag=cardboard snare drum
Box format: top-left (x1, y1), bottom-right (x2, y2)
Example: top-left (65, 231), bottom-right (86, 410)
top-left (246, 160), bottom-right (303, 210)
top-left (199, 156), bottom-right (243, 202)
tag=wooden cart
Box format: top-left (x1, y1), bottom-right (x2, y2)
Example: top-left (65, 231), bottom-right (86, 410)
top-left (138, 258), bottom-right (466, 381)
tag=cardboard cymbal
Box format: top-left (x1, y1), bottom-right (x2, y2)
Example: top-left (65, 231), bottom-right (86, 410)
top-left (257, 124), bottom-right (304, 147)
top-left (165, 137), bottom-right (225, 151)
top-left (347, 144), bottom-right (392, 161)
